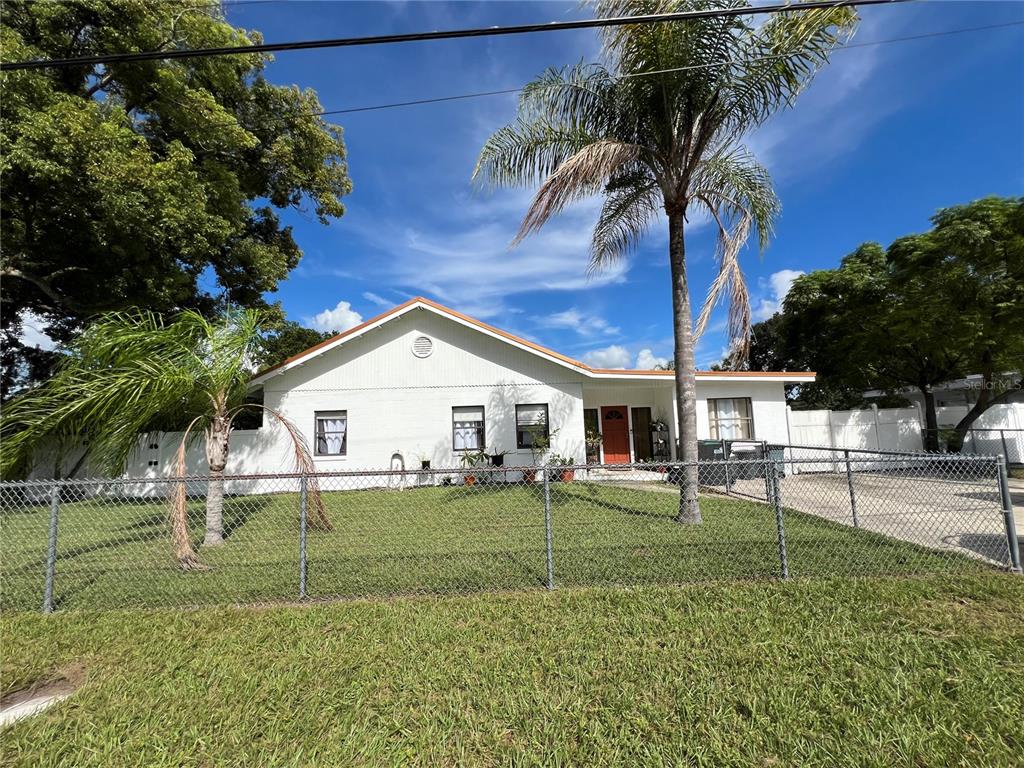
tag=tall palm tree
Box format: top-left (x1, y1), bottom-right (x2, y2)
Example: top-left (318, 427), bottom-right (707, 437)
top-left (1, 309), bottom-right (330, 569)
top-left (474, 0), bottom-right (856, 523)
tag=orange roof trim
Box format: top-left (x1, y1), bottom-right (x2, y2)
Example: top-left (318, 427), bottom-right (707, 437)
top-left (253, 297), bottom-right (815, 381)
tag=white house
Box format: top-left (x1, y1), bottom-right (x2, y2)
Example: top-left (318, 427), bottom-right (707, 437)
top-left (211, 297), bottom-right (813, 476)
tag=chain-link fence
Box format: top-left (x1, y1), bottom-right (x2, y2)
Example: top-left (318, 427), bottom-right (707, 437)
top-left (1, 454), bottom-right (1019, 613)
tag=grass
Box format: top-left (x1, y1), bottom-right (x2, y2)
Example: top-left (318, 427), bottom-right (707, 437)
top-left (1, 573), bottom-right (1022, 766)
top-left (1, 481), bottom-right (989, 612)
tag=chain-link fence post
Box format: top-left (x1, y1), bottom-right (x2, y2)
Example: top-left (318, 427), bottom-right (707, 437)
top-left (723, 452), bottom-right (732, 495)
top-left (844, 449), bottom-right (859, 528)
top-left (42, 483), bottom-right (60, 614)
top-left (996, 456), bottom-right (1022, 574)
top-left (1000, 430), bottom-right (1011, 466)
top-left (298, 473), bottom-right (309, 599)
top-left (543, 466), bottom-right (554, 590)
top-left (769, 462), bottom-right (789, 580)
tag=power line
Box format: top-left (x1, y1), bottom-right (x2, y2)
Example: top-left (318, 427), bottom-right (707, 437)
top-left (1, 0), bottom-right (903, 72)
top-left (314, 20), bottom-right (1024, 117)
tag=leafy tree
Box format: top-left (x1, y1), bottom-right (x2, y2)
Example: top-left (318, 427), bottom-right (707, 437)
top-left (255, 317), bottom-right (332, 371)
top-left (777, 197), bottom-right (1024, 450)
top-left (0, 0), bottom-right (351, 397)
top-left (0, 310), bottom-right (331, 569)
top-left (473, 0), bottom-right (855, 522)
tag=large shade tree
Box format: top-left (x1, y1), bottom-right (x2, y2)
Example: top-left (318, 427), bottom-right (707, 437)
top-left (0, 310), bottom-right (331, 569)
top-left (777, 197), bottom-right (1024, 451)
top-left (474, 0), bottom-right (856, 522)
top-left (0, 0), bottom-right (351, 397)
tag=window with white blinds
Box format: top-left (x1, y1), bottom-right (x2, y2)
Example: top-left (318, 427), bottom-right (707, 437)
top-left (707, 398), bottom-right (754, 440)
top-left (314, 411), bottom-right (348, 456)
top-left (452, 406), bottom-right (485, 452)
top-left (515, 403), bottom-right (549, 449)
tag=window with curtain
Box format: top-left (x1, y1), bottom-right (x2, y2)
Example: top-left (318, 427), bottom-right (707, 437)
top-left (516, 403), bottom-right (549, 449)
top-left (452, 406), bottom-right (485, 451)
top-left (707, 398), bottom-right (754, 440)
top-left (314, 411), bottom-right (348, 456)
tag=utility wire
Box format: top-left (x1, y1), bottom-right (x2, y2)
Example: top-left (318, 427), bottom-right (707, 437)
top-left (176, 19), bottom-right (1022, 129)
top-left (315, 20), bottom-right (1024, 117)
top-left (1, 0), bottom-right (903, 72)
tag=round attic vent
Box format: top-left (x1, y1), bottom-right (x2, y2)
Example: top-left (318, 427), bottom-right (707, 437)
top-left (412, 335), bottom-right (434, 358)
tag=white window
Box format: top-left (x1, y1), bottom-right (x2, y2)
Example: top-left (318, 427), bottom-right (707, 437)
top-left (516, 404), bottom-right (549, 449)
top-left (708, 398), bottom-right (754, 440)
top-left (315, 411), bottom-right (347, 456)
top-left (453, 406), bottom-right (485, 452)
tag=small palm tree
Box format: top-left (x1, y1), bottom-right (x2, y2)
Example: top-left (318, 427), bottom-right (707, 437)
top-left (1, 309), bottom-right (330, 569)
top-left (474, 0), bottom-right (855, 523)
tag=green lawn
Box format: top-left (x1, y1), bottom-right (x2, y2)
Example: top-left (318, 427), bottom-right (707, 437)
top-left (2, 574), bottom-right (1022, 767)
top-left (2, 481), bottom-right (988, 612)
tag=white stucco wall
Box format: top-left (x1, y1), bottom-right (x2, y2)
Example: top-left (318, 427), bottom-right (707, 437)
top-left (262, 307), bottom-right (588, 473)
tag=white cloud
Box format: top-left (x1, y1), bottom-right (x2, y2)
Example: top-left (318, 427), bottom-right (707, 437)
top-left (635, 348), bottom-right (669, 370)
top-left (583, 344), bottom-right (631, 369)
top-left (336, 191), bottom-right (629, 317)
top-left (753, 269), bottom-right (805, 320)
top-left (535, 307), bottom-right (619, 337)
top-left (18, 312), bottom-right (56, 351)
top-left (306, 301), bottom-right (364, 333)
top-left (362, 291), bottom-right (390, 307)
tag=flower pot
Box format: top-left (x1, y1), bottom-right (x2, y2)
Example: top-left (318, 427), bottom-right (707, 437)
top-left (560, 469), bottom-right (574, 483)
top-left (465, 474), bottom-right (476, 486)
top-left (523, 468), bottom-right (536, 484)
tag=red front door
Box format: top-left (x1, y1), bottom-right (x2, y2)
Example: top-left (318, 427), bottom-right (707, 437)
top-left (600, 406), bottom-right (630, 464)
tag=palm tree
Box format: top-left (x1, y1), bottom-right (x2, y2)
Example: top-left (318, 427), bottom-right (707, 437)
top-left (473, 0), bottom-right (855, 523)
top-left (1, 309), bottom-right (330, 569)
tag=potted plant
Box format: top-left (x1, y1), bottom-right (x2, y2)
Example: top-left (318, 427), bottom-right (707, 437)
top-left (547, 453), bottom-right (575, 483)
top-left (523, 425), bottom-right (559, 483)
top-left (584, 428), bottom-right (602, 464)
top-left (459, 449), bottom-right (487, 486)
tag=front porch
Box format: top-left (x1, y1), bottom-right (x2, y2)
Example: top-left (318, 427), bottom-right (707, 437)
top-left (582, 382), bottom-right (676, 465)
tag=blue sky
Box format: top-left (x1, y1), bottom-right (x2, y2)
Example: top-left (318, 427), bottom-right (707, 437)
top-left (225, 0), bottom-right (1024, 369)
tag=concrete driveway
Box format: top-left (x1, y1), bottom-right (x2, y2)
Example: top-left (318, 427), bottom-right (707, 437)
top-left (724, 470), bottom-right (1019, 568)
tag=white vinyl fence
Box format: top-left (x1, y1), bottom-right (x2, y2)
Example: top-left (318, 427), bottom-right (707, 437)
top-left (786, 406), bottom-right (923, 453)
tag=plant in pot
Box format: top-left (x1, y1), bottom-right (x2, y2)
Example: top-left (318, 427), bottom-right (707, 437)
top-left (547, 453), bottom-right (575, 483)
top-left (522, 426), bottom-right (559, 483)
top-left (459, 449), bottom-right (487, 486)
top-left (584, 428), bottom-right (602, 464)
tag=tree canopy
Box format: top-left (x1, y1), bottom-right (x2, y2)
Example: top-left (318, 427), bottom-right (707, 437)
top-left (757, 196), bottom-right (1024, 447)
top-left (0, 0), bottom-right (351, 397)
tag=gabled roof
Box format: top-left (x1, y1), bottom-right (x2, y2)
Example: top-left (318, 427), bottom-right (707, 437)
top-left (251, 297), bottom-right (816, 385)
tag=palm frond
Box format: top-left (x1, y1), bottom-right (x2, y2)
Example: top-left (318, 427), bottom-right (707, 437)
top-left (690, 144), bottom-right (779, 360)
top-left (0, 308), bottom-right (268, 479)
top-left (589, 176), bottom-right (662, 272)
top-left (514, 139), bottom-right (641, 244)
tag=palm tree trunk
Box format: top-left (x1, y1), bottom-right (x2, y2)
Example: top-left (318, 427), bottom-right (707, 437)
top-left (203, 415), bottom-right (230, 546)
top-left (668, 207), bottom-right (702, 525)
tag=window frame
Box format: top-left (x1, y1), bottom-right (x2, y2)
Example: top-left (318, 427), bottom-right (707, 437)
top-left (452, 405), bottom-right (486, 453)
top-left (707, 397), bottom-right (754, 440)
top-left (515, 403), bottom-right (550, 450)
top-left (314, 410), bottom-right (348, 457)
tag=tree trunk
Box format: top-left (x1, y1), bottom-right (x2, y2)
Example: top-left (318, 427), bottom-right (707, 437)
top-left (920, 385), bottom-right (939, 452)
top-left (203, 415), bottom-right (230, 546)
top-left (668, 207), bottom-right (702, 525)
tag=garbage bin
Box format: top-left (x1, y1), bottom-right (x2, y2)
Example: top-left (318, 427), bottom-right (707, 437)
top-left (728, 442), bottom-right (762, 480)
top-left (697, 440), bottom-right (728, 485)
top-left (767, 446), bottom-right (786, 478)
